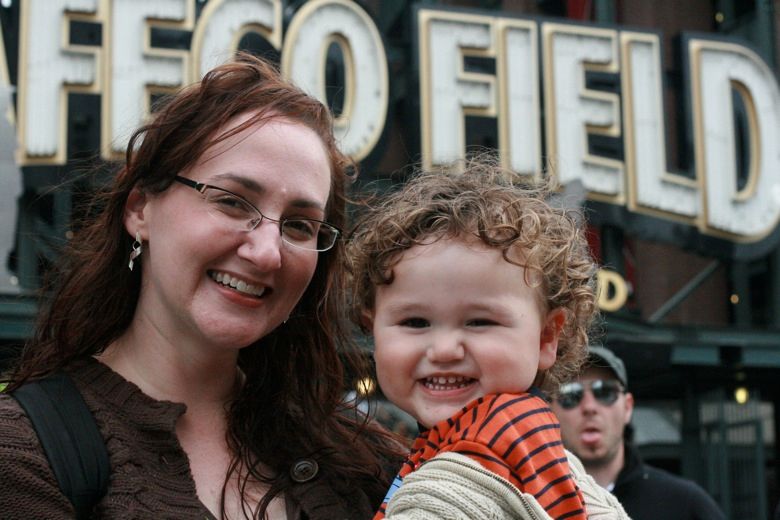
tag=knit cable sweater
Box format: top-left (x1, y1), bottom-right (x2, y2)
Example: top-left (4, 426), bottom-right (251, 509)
top-left (384, 450), bottom-right (631, 520)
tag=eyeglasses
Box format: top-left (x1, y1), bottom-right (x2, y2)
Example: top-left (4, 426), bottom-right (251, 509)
top-left (173, 176), bottom-right (340, 252)
top-left (555, 379), bottom-right (624, 410)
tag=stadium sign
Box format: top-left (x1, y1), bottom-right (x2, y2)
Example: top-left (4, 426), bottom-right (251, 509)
top-left (2, 0), bottom-right (780, 253)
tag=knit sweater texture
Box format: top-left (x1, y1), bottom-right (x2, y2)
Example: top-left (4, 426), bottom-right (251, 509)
top-left (383, 450), bottom-right (631, 520)
top-left (0, 357), bottom-right (391, 519)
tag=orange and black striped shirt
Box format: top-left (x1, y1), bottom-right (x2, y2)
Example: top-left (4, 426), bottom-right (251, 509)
top-left (375, 392), bottom-right (586, 519)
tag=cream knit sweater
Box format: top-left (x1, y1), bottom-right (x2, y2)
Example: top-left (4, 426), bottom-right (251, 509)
top-left (385, 450), bottom-right (631, 520)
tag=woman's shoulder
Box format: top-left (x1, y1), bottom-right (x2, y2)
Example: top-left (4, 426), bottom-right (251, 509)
top-left (0, 391), bottom-right (73, 517)
top-left (0, 392), bottom-right (33, 436)
top-left (0, 390), bottom-right (38, 446)
top-left (66, 357), bottom-right (186, 426)
top-left (0, 373), bottom-right (89, 483)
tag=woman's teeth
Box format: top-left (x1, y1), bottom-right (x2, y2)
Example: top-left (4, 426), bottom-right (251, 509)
top-left (423, 375), bottom-right (474, 391)
top-left (210, 271), bottom-right (265, 297)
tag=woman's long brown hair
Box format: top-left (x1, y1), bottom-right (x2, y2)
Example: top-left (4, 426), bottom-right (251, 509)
top-left (8, 52), bottom-right (402, 517)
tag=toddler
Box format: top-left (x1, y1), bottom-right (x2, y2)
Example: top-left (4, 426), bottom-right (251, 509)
top-left (348, 158), bottom-right (611, 519)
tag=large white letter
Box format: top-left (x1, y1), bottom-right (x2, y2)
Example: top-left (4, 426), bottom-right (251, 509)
top-left (496, 19), bottom-right (541, 179)
top-left (418, 9), bottom-right (495, 170)
top-left (283, 0), bottom-right (387, 162)
top-left (689, 39), bottom-right (780, 240)
top-left (17, 0), bottom-right (100, 165)
top-left (191, 0), bottom-right (281, 80)
top-left (542, 23), bottom-right (623, 200)
top-left (621, 32), bottom-right (698, 221)
top-left (103, 0), bottom-right (193, 160)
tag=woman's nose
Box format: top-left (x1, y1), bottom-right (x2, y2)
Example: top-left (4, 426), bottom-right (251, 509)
top-left (237, 219), bottom-right (283, 271)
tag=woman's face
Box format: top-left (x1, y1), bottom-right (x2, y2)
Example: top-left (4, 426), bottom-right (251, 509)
top-left (126, 114), bottom-right (332, 352)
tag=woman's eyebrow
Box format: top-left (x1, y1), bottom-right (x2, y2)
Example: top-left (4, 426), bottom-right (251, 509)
top-left (211, 172), bottom-right (264, 193)
top-left (212, 172), bottom-right (327, 212)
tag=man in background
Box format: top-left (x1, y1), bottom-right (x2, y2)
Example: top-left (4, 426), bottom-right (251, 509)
top-left (551, 345), bottom-right (725, 520)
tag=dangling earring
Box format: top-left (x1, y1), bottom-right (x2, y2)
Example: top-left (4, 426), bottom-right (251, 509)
top-left (128, 232), bottom-right (142, 271)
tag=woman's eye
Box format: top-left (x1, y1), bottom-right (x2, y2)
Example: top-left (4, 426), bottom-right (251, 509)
top-left (283, 219), bottom-right (318, 241)
top-left (207, 193), bottom-right (253, 216)
top-left (399, 317), bottom-right (429, 328)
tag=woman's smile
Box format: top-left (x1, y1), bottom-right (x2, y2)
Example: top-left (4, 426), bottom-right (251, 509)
top-left (209, 270), bottom-right (267, 298)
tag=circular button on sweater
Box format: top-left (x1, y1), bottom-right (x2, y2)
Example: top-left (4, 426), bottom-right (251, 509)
top-left (290, 459), bottom-right (319, 483)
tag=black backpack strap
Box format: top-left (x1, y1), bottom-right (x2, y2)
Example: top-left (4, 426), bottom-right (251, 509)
top-left (11, 372), bottom-right (110, 519)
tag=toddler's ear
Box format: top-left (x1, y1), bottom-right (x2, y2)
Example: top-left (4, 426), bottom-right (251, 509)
top-left (539, 308), bottom-right (565, 370)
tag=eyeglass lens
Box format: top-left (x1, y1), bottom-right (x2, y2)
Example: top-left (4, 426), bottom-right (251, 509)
top-left (557, 379), bottom-right (623, 410)
top-left (200, 187), bottom-right (338, 251)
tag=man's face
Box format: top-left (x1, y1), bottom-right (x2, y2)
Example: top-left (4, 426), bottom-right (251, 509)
top-left (551, 367), bottom-right (634, 468)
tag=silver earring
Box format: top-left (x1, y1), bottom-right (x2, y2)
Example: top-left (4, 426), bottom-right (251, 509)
top-left (128, 232), bottom-right (142, 271)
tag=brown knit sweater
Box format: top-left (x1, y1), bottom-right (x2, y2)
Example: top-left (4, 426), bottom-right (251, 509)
top-left (0, 358), bottom-right (393, 519)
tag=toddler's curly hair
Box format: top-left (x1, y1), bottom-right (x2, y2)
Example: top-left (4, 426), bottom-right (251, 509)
top-left (346, 156), bottom-right (599, 391)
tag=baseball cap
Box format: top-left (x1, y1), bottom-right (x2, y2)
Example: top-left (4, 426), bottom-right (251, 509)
top-left (586, 345), bottom-right (628, 387)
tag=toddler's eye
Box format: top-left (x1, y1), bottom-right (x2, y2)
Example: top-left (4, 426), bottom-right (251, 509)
top-left (467, 319), bottom-right (498, 327)
top-left (400, 317), bottom-right (429, 328)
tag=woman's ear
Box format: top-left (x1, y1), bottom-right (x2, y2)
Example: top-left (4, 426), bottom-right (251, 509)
top-left (124, 187), bottom-right (149, 239)
top-left (360, 309), bottom-right (374, 333)
top-left (538, 308), bottom-right (566, 370)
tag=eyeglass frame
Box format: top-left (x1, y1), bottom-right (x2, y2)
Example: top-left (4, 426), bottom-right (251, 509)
top-left (554, 379), bottom-right (626, 410)
top-left (172, 175), bottom-right (341, 252)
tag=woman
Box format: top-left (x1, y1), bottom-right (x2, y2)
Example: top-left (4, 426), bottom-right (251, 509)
top-left (0, 53), bottom-right (402, 519)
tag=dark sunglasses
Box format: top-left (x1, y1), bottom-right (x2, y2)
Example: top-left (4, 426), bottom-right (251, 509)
top-left (556, 379), bottom-right (624, 410)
